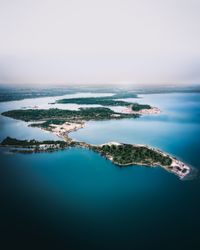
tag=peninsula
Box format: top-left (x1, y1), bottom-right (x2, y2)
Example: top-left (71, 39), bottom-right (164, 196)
top-left (1, 137), bottom-right (191, 179)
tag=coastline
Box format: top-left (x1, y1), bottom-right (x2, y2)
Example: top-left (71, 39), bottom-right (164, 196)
top-left (0, 101), bottom-right (194, 180)
top-left (49, 121), bottom-right (85, 141)
top-left (23, 121), bottom-right (193, 179)
top-left (96, 142), bottom-right (191, 179)
top-left (120, 105), bottom-right (161, 115)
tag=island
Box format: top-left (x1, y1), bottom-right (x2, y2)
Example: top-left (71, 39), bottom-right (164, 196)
top-left (92, 142), bottom-right (191, 179)
top-left (1, 104), bottom-right (161, 140)
top-left (1, 102), bottom-right (191, 179)
top-left (55, 95), bottom-right (160, 114)
top-left (2, 107), bottom-right (139, 122)
top-left (56, 97), bottom-right (151, 110)
top-left (0, 137), bottom-right (190, 179)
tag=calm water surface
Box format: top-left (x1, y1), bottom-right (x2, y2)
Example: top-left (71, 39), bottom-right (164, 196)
top-left (0, 92), bottom-right (200, 250)
top-left (0, 92), bottom-right (112, 141)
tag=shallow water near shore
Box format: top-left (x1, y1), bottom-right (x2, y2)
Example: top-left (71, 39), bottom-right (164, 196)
top-left (0, 92), bottom-right (200, 249)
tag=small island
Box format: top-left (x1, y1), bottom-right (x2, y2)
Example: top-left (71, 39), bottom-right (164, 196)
top-left (92, 142), bottom-right (191, 179)
top-left (0, 137), bottom-right (191, 179)
top-left (56, 96), bottom-right (151, 110)
top-left (2, 107), bottom-right (139, 123)
top-left (55, 95), bottom-right (160, 114)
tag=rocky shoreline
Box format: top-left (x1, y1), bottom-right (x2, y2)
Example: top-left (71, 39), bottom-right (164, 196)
top-left (95, 142), bottom-right (191, 179)
top-left (32, 120), bottom-right (192, 179)
top-left (1, 134), bottom-right (192, 180)
top-left (121, 105), bottom-right (161, 115)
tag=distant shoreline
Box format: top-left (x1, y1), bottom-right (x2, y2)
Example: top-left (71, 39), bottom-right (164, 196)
top-left (0, 84), bottom-right (200, 102)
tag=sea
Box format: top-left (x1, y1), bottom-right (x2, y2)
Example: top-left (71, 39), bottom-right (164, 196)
top-left (0, 90), bottom-right (200, 250)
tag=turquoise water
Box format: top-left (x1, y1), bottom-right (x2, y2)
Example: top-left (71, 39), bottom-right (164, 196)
top-left (0, 92), bottom-right (113, 141)
top-left (0, 92), bottom-right (200, 249)
top-left (71, 93), bottom-right (200, 168)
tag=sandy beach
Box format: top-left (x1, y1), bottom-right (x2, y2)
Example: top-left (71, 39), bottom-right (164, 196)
top-left (49, 122), bottom-right (85, 139)
top-left (121, 106), bottom-right (161, 115)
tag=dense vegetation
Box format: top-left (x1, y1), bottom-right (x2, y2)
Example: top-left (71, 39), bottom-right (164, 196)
top-left (1, 137), bottom-right (70, 147)
top-left (131, 104), bottom-right (151, 111)
top-left (0, 137), bottom-right (80, 154)
top-left (56, 91), bottom-right (140, 107)
top-left (95, 144), bottom-right (172, 166)
top-left (57, 97), bottom-right (133, 106)
top-left (1, 137), bottom-right (172, 167)
top-left (56, 94), bottom-right (150, 111)
top-left (56, 92), bottom-right (138, 105)
top-left (2, 107), bottom-right (139, 122)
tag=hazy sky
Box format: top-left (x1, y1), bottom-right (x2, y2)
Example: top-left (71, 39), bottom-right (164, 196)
top-left (0, 0), bottom-right (199, 85)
